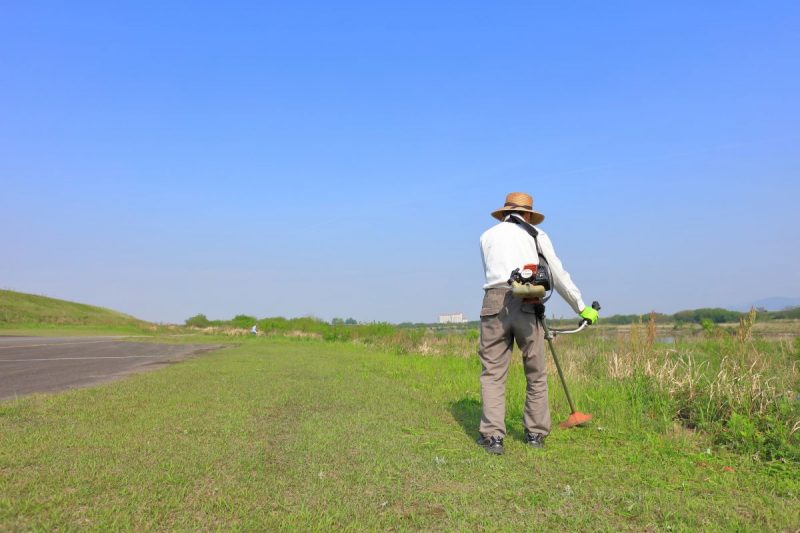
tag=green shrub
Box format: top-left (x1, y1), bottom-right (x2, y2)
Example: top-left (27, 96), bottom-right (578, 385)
top-left (185, 314), bottom-right (211, 328)
top-left (230, 314), bottom-right (257, 329)
top-left (258, 317), bottom-right (289, 332)
top-left (322, 326), bottom-right (353, 342)
top-left (701, 319), bottom-right (717, 336)
top-left (719, 410), bottom-right (800, 462)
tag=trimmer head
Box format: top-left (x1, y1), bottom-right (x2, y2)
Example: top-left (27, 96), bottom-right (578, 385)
top-left (559, 411), bottom-right (593, 429)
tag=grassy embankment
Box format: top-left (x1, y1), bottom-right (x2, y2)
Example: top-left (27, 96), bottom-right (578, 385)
top-left (0, 289), bottom-right (162, 336)
top-left (2, 330), bottom-right (799, 529)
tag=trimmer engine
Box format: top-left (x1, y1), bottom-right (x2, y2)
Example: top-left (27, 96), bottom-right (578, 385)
top-left (507, 262), bottom-right (552, 291)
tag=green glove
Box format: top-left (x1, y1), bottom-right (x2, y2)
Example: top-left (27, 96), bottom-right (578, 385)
top-left (579, 306), bottom-right (599, 325)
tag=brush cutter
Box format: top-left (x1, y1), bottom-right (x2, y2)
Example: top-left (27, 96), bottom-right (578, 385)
top-left (539, 301), bottom-right (601, 429)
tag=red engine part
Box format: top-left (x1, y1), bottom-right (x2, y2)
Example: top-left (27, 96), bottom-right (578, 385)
top-left (520, 263), bottom-right (538, 281)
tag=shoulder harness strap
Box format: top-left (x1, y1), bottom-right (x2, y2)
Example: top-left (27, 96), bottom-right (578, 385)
top-left (505, 215), bottom-right (544, 257)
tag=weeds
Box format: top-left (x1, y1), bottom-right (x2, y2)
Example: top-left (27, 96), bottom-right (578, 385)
top-left (736, 307), bottom-right (757, 343)
top-left (646, 311), bottom-right (657, 348)
top-left (601, 332), bottom-right (799, 461)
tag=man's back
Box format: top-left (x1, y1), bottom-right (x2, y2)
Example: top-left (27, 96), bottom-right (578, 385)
top-left (481, 217), bottom-right (585, 313)
top-left (480, 219), bottom-right (539, 289)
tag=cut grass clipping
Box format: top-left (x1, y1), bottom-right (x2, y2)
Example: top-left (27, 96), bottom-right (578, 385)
top-left (1, 336), bottom-right (798, 530)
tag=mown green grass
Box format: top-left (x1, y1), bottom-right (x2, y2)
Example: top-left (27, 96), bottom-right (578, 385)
top-left (1, 338), bottom-right (797, 530)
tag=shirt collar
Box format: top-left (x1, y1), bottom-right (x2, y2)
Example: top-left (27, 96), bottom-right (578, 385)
top-left (504, 213), bottom-right (528, 223)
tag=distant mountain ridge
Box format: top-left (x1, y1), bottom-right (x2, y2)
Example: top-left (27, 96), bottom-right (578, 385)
top-left (728, 297), bottom-right (800, 312)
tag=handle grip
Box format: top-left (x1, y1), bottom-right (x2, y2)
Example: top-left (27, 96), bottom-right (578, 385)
top-left (577, 301), bottom-right (601, 326)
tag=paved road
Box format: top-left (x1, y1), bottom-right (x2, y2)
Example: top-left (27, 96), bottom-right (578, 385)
top-left (0, 336), bottom-right (223, 400)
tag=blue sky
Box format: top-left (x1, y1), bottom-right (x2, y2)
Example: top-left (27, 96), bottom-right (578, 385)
top-left (2, 2), bottom-right (799, 323)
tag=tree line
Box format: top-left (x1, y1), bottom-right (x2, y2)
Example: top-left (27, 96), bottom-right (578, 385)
top-left (184, 306), bottom-right (799, 330)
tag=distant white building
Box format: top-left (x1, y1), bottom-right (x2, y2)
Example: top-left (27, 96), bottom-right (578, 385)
top-left (439, 312), bottom-right (468, 324)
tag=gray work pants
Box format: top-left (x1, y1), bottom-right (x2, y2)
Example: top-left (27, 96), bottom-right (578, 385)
top-left (478, 288), bottom-right (550, 438)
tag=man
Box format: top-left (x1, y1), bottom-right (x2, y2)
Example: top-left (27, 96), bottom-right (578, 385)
top-left (477, 192), bottom-right (598, 455)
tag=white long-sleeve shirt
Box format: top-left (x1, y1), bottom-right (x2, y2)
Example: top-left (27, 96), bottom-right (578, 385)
top-left (480, 214), bottom-right (586, 314)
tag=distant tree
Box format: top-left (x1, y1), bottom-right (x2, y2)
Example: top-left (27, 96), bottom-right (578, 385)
top-left (230, 314), bottom-right (257, 328)
top-left (344, 318), bottom-right (357, 325)
top-left (331, 317), bottom-right (344, 325)
top-left (674, 308), bottom-right (741, 324)
top-left (603, 314), bottom-right (645, 325)
top-left (185, 314), bottom-right (211, 328)
top-left (767, 306), bottom-right (800, 320)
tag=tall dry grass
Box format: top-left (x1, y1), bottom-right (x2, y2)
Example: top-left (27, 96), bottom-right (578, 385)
top-left (446, 312), bottom-right (799, 461)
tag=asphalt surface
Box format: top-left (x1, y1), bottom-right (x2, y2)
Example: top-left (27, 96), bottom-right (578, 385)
top-left (0, 336), bottom-right (223, 401)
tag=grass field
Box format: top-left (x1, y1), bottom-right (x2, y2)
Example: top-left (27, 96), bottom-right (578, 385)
top-left (2, 335), bottom-right (798, 530)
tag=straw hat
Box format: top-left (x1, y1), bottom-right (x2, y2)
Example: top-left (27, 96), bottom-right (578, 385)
top-left (491, 192), bottom-right (545, 225)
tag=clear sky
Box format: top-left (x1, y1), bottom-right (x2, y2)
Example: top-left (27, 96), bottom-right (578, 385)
top-left (2, 2), bottom-right (799, 324)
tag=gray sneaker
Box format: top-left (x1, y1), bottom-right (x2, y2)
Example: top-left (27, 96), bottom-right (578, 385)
top-left (476, 434), bottom-right (504, 455)
top-left (523, 431), bottom-right (546, 448)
